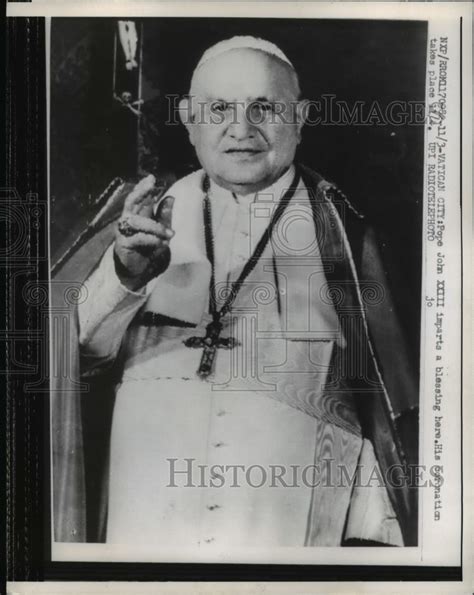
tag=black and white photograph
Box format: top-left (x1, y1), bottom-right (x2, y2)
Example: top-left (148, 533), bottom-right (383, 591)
top-left (49, 14), bottom-right (425, 554)
top-left (4, 0), bottom-right (470, 590)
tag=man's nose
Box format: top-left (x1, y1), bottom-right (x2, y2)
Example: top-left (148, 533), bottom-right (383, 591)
top-left (227, 105), bottom-right (255, 140)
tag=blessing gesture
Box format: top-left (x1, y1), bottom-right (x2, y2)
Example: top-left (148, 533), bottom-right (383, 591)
top-left (114, 174), bottom-right (175, 291)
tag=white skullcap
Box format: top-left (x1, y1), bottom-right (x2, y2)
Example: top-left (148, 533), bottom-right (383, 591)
top-left (195, 35), bottom-right (294, 73)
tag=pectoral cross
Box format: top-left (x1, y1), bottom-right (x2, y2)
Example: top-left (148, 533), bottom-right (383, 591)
top-left (184, 171), bottom-right (298, 379)
top-left (184, 320), bottom-right (240, 379)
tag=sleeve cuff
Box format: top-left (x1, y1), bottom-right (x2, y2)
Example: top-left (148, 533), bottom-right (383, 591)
top-left (78, 244), bottom-right (151, 347)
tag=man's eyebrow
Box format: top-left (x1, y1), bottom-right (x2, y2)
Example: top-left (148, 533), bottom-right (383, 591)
top-left (203, 96), bottom-right (277, 103)
top-left (204, 96), bottom-right (230, 103)
top-left (253, 96), bottom-right (274, 103)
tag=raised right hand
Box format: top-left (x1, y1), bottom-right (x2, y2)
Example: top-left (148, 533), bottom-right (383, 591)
top-left (114, 174), bottom-right (175, 291)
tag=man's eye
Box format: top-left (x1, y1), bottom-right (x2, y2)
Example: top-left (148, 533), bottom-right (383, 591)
top-left (210, 101), bottom-right (229, 113)
top-left (248, 102), bottom-right (274, 121)
top-left (257, 102), bottom-right (273, 112)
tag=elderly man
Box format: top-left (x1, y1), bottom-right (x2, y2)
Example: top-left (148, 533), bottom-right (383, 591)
top-left (52, 36), bottom-right (417, 548)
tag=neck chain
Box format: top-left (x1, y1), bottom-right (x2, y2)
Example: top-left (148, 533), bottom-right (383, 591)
top-left (184, 168), bottom-right (300, 378)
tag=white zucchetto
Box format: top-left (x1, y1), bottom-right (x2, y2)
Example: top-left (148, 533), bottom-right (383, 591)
top-left (194, 35), bottom-right (294, 74)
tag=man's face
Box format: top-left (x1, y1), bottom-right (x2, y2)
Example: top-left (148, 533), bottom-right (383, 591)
top-left (180, 49), bottom-right (305, 195)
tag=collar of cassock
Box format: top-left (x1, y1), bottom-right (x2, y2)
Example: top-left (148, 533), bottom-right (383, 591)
top-left (208, 164), bottom-right (295, 204)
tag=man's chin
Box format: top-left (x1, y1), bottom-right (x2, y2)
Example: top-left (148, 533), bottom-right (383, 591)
top-left (215, 165), bottom-right (270, 187)
top-left (215, 176), bottom-right (269, 194)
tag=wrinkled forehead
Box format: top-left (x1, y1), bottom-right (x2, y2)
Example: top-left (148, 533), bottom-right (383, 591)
top-left (190, 48), bottom-right (299, 101)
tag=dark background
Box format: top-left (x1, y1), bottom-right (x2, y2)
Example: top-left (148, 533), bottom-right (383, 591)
top-left (50, 17), bottom-right (426, 363)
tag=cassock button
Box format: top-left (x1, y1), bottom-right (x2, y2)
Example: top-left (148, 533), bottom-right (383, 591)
top-left (204, 537), bottom-right (215, 544)
top-left (206, 504), bottom-right (221, 511)
top-left (213, 441), bottom-right (226, 448)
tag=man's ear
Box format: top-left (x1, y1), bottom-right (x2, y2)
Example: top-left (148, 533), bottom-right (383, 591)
top-left (179, 97), bottom-right (195, 145)
top-left (295, 99), bottom-right (310, 141)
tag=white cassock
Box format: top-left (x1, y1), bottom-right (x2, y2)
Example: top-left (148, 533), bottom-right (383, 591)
top-left (78, 165), bottom-right (403, 549)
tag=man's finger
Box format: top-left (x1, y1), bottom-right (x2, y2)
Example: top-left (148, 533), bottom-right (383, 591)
top-left (154, 195), bottom-right (175, 228)
top-left (118, 213), bottom-right (174, 239)
top-left (122, 232), bottom-right (169, 251)
top-left (123, 174), bottom-right (156, 215)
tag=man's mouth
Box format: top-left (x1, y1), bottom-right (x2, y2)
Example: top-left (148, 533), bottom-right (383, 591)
top-left (224, 148), bottom-right (264, 155)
